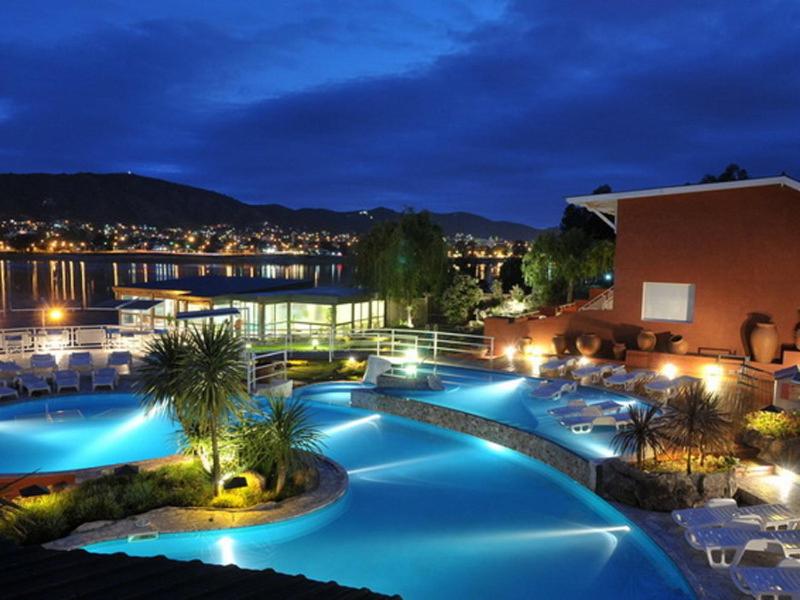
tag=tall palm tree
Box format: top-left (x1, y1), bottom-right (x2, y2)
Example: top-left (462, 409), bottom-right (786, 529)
top-left (611, 404), bottom-right (665, 469)
top-left (263, 396), bottom-right (324, 497)
top-left (136, 323), bottom-right (253, 496)
top-left (662, 382), bottom-right (730, 474)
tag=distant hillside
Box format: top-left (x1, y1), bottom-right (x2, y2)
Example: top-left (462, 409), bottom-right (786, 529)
top-left (0, 173), bottom-right (542, 239)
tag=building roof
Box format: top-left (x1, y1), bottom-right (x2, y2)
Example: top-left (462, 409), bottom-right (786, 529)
top-left (565, 175), bottom-right (800, 231)
top-left (115, 276), bottom-right (311, 298)
top-left (233, 286), bottom-right (373, 305)
top-left (0, 541), bottom-right (397, 599)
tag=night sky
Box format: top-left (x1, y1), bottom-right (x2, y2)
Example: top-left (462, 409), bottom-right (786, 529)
top-left (1, 1), bottom-right (798, 227)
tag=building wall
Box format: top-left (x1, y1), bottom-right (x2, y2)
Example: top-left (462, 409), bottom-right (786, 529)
top-left (486, 184), bottom-right (800, 362)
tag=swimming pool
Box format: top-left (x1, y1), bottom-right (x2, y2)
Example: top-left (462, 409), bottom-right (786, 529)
top-left (296, 365), bottom-right (647, 460)
top-left (87, 402), bottom-right (693, 599)
top-left (0, 394), bottom-right (180, 474)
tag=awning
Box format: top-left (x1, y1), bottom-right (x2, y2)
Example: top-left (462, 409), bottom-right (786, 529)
top-left (176, 308), bottom-right (240, 320)
top-left (119, 300), bottom-right (164, 312)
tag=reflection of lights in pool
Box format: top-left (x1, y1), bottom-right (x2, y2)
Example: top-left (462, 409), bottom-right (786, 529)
top-left (404, 363), bottom-right (418, 377)
top-left (477, 524), bottom-right (630, 543)
top-left (217, 536), bottom-right (235, 565)
top-left (483, 440), bottom-right (508, 454)
top-left (322, 414), bottom-right (380, 436)
top-left (348, 450), bottom-right (460, 477)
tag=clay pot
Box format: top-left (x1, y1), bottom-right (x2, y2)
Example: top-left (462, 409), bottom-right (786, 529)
top-left (576, 333), bottom-right (601, 357)
top-left (669, 335), bottom-right (689, 355)
top-left (637, 330), bottom-right (656, 352)
top-left (612, 342), bottom-right (626, 361)
top-left (552, 334), bottom-right (567, 355)
top-left (751, 322), bottom-right (778, 364)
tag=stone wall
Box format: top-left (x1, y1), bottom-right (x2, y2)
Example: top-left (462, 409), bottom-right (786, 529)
top-left (350, 389), bottom-right (597, 488)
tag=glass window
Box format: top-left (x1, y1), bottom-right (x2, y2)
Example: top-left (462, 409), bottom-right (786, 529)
top-left (336, 303), bottom-right (352, 327)
top-left (641, 282), bottom-right (695, 323)
top-left (291, 302), bottom-right (332, 325)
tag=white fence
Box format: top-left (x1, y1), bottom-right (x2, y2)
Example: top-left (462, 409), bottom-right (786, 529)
top-left (245, 349), bottom-right (288, 393)
top-left (348, 328), bottom-right (494, 362)
top-left (0, 325), bottom-right (157, 357)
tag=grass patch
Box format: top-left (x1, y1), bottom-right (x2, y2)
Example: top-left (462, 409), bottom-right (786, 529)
top-left (287, 359), bottom-right (365, 383)
top-left (641, 454), bottom-right (739, 474)
top-left (745, 410), bottom-right (800, 439)
top-left (1, 460), bottom-right (317, 545)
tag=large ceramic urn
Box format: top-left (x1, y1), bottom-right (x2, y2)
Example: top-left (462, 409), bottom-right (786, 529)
top-left (751, 322), bottom-right (778, 364)
top-left (669, 335), bottom-right (689, 355)
top-left (576, 333), bottom-right (601, 357)
top-left (637, 330), bottom-right (656, 352)
top-left (552, 334), bottom-right (567, 355)
top-left (612, 342), bottom-right (626, 361)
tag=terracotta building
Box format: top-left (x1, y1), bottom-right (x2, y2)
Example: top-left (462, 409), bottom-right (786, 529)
top-left (485, 176), bottom-right (800, 373)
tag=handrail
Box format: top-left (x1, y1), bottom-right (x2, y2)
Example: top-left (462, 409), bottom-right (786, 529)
top-left (578, 287), bottom-right (614, 311)
top-left (348, 327), bottom-right (494, 362)
top-left (246, 349), bottom-right (288, 393)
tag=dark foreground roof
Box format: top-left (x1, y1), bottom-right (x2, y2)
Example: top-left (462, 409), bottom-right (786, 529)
top-left (0, 542), bottom-right (399, 599)
top-left (114, 275), bottom-right (311, 297)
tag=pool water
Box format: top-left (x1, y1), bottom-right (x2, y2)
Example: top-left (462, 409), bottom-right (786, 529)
top-left (87, 402), bottom-right (693, 599)
top-left (0, 394), bottom-right (180, 473)
top-left (297, 365), bottom-right (647, 460)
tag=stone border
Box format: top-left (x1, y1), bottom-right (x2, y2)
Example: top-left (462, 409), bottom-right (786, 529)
top-left (351, 389), bottom-right (598, 488)
top-left (44, 456), bottom-right (348, 551)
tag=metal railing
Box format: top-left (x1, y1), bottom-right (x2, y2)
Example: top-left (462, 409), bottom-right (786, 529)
top-left (246, 349), bottom-right (289, 393)
top-left (0, 324), bottom-right (156, 357)
top-left (579, 287), bottom-right (614, 311)
top-left (348, 328), bottom-right (494, 362)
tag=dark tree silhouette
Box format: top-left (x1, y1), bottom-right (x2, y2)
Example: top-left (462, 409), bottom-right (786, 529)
top-left (700, 164), bottom-right (749, 183)
top-left (559, 184), bottom-right (615, 241)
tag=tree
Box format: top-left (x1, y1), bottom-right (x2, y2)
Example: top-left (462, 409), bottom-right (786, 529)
top-left (662, 382), bottom-right (730, 474)
top-left (611, 405), bottom-right (665, 469)
top-left (355, 211), bottom-right (449, 326)
top-left (700, 164), bottom-right (749, 183)
top-left (498, 256), bottom-right (526, 291)
top-left (559, 184), bottom-right (616, 241)
top-left (136, 323), bottom-right (253, 496)
top-left (521, 229), bottom-right (615, 304)
top-left (441, 273), bottom-right (484, 325)
top-left (260, 396), bottom-right (324, 497)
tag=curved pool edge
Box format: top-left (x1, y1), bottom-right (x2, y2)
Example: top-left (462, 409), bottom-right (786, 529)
top-left (44, 456), bottom-right (349, 551)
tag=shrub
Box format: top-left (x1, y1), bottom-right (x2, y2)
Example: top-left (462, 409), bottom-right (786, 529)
top-left (745, 410), bottom-right (800, 439)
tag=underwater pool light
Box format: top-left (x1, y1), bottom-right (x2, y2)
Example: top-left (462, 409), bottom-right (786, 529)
top-left (217, 536), bottom-right (236, 565)
top-left (322, 413), bottom-right (381, 436)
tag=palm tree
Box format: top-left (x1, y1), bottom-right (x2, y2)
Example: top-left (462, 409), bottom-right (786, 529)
top-left (263, 396), bottom-right (324, 497)
top-left (136, 323), bottom-right (253, 496)
top-left (662, 382), bottom-right (730, 474)
top-left (611, 404), bottom-right (665, 469)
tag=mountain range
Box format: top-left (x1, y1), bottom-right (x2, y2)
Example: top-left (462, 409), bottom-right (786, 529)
top-left (0, 173), bottom-right (541, 239)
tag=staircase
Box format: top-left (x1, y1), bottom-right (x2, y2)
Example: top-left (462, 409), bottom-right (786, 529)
top-left (579, 286), bottom-right (614, 311)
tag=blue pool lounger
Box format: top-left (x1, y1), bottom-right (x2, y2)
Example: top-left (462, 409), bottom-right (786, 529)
top-left (92, 368), bottom-right (119, 391)
top-left (571, 363), bottom-right (625, 385)
top-left (107, 351), bottom-right (133, 374)
top-left (531, 379), bottom-right (577, 400)
top-left (672, 501), bottom-right (799, 531)
top-left (55, 370), bottom-right (81, 393)
top-left (68, 352), bottom-right (94, 374)
top-left (17, 373), bottom-right (51, 396)
top-left (548, 399), bottom-right (623, 418)
top-left (559, 411), bottom-right (632, 434)
top-left (539, 357), bottom-right (577, 377)
top-left (731, 558), bottom-right (800, 599)
top-left (644, 375), bottom-right (700, 403)
top-left (686, 526), bottom-right (800, 568)
top-left (604, 369), bottom-right (657, 391)
top-left (29, 353), bottom-right (58, 375)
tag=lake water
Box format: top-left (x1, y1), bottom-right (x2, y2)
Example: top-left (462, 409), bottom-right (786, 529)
top-left (0, 254), bottom-right (350, 327)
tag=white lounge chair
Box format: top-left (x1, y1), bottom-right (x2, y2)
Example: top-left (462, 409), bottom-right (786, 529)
top-left (687, 526), bottom-right (800, 568)
top-left (92, 368), bottom-right (118, 391)
top-left (30, 353), bottom-right (58, 376)
top-left (559, 411), bottom-right (632, 434)
top-left (540, 357), bottom-right (578, 377)
top-left (548, 399), bottom-right (624, 418)
top-left (571, 362), bottom-right (625, 385)
top-left (531, 379), bottom-right (578, 400)
top-left (731, 557), bottom-right (800, 599)
top-left (604, 369), bottom-right (657, 391)
top-left (68, 351), bottom-right (93, 374)
top-left (17, 373), bottom-right (51, 396)
top-left (645, 375), bottom-right (700, 403)
top-left (673, 501), bottom-right (799, 531)
top-left (107, 351), bottom-right (133, 375)
top-left (54, 370), bottom-right (80, 393)
top-left (0, 386), bottom-right (19, 401)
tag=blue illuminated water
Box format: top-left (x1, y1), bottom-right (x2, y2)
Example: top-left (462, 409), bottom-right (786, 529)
top-left (86, 402), bottom-right (693, 599)
top-left (0, 394), bottom-right (180, 473)
top-left (297, 365), bottom-right (648, 460)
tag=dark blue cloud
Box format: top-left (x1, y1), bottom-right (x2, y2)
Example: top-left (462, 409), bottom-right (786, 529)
top-left (0, 1), bottom-right (798, 227)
